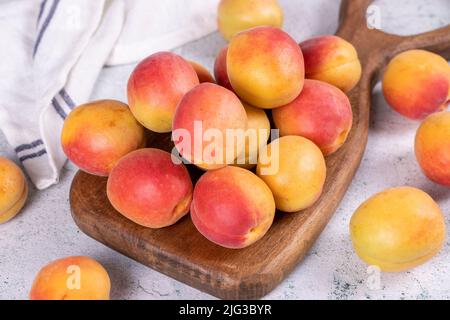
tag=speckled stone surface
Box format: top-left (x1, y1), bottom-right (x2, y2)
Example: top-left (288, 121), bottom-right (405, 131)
top-left (1, 0), bottom-right (450, 300)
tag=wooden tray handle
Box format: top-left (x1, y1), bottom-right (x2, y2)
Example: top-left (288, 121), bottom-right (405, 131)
top-left (337, 0), bottom-right (450, 74)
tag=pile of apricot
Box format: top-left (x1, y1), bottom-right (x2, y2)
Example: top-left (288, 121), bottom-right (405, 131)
top-left (8, 0), bottom-right (447, 300)
top-left (60, 0), bottom-right (450, 266)
top-left (61, 24), bottom-right (363, 252)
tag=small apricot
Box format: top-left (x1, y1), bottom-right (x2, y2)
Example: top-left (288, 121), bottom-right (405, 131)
top-left (0, 157), bottom-right (28, 224)
top-left (256, 136), bottom-right (326, 212)
top-left (30, 256), bottom-right (111, 300)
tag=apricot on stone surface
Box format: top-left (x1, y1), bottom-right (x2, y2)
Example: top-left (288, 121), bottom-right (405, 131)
top-left (0, 157), bottom-right (28, 224)
top-left (382, 49), bottom-right (450, 120)
top-left (350, 187), bottom-right (446, 272)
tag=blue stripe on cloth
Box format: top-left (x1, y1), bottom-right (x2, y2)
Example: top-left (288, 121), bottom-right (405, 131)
top-left (37, 0), bottom-right (48, 24)
top-left (52, 98), bottom-right (67, 119)
top-left (33, 0), bottom-right (60, 57)
top-left (59, 88), bottom-right (75, 108)
top-left (15, 139), bottom-right (44, 153)
top-left (19, 149), bottom-right (47, 162)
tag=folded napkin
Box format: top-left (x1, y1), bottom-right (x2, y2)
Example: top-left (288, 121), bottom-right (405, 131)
top-left (0, 0), bottom-right (219, 189)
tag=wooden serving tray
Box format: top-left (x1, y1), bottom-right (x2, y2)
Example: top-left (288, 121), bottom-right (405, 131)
top-left (70, 0), bottom-right (450, 299)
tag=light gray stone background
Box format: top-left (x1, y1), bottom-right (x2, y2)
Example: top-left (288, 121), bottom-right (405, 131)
top-left (1, 0), bottom-right (450, 300)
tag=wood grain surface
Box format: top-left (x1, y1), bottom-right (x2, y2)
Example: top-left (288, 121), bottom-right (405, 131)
top-left (70, 0), bottom-right (450, 299)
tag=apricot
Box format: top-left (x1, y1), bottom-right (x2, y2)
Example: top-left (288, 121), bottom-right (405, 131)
top-left (272, 79), bottom-right (353, 156)
top-left (383, 50), bottom-right (450, 120)
top-left (218, 0), bottom-right (283, 41)
top-left (127, 52), bottom-right (199, 132)
top-left (191, 166), bottom-right (275, 249)
top-left (107, 148), bottom-right (193, 228)
top-left (61, 100), bottom-right (145, 176)
top-left (0, 157), bottom-right (28, 224)
top-left (300, 35), bottom-right (362, 93)
top-left (213, 46), bottom-right (234, 92)
top-left (172, 83), bottom-right (247, 170)
top-left (233, 103), bottom-right (271, 169)
top-left (256, 136), bottom-right (326, 212)
top-left (30, 256), bottom-right (110, 300)
top-left (227, 26), bottom-right (305, 109)
top-left (350, 187), bottom-right (446, 272)
top-left (189, 60), bottom-right (215, 83)
top-left (415, 111), bottom-right (450, 186)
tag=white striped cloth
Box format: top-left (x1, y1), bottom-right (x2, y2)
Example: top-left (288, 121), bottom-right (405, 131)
top-left (0, 0), bottom-right (218, 189)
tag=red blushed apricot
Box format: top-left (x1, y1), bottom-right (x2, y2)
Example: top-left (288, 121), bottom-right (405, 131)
top-left (191, 166), bottom-right (275, 249)
top-left (272, 79), bottom-right (353, 155)
top-left (127, 52), bottom-right (199, 133)
top-left (30, 256), bottom-right (110, 300)
top-left (415, 111), bottom-right (450, 186)
top-left (227, 26), bottom-right (304, 109)
top-left (300, 35), bottom-right (362, 93)
top-left (189, 61), bottom-right (215, 83)
top-left (172, 83), bottom-right (247, 170)
top-left (0, 157), bottom-right (28, 224)
top-left (107, 148), bottom-right (193, 228)
top-left (383, 50), bottom-right (450, 120)
top-left (218, 0), bottom-right (284, 41)
top-left (61, 100), bottom-right (145, 176)
top-left (214, 46), bottom-right (234, 92)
